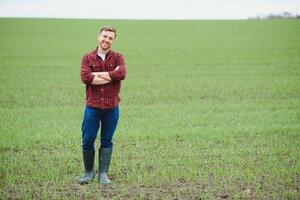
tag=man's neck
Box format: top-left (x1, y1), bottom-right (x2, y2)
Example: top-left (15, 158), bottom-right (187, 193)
top-left (97, 47), bottom-right (109, 54)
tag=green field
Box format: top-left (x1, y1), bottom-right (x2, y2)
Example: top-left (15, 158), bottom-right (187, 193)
top-left (0, 18), bottom-right (299, 199)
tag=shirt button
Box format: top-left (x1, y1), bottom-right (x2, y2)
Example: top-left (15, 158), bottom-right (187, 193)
top-left (101, 98), bottom-right (104, 100)
top-left (101, 89), bottom-right (104, 92)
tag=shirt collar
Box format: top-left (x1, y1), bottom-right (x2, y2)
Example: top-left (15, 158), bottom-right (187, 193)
top-left (93, 46), bottom-right (112, 59)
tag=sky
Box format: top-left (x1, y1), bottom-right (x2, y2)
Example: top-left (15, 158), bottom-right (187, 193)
top-left (0, 0), bottom-right (299, 20)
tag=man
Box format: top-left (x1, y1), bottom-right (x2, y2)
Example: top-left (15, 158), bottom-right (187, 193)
top-left (79, 26), bottom-right (126, 184)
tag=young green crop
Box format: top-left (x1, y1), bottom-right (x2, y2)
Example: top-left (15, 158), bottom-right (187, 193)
top-left (0, 18), bottom-right (299, 199)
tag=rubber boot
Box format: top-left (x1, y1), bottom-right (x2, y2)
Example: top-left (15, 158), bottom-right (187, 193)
top-left (98, 147), bottom-right (113, 184)
top-left (79, 150), bottom-right (95, 184)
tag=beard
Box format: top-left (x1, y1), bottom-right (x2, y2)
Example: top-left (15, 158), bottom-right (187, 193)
top-left (100, 41), bottom-right (111, 50)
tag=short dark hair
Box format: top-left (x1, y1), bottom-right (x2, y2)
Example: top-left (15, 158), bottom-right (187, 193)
top-left (99, 26), bottom-right (117, 38)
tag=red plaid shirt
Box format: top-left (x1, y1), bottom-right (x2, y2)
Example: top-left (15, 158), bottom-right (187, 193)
top-left (80, 47), bottom-right (126, 109)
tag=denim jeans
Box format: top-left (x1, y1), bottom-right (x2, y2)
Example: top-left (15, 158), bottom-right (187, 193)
top-left (81, 106), bottom-right (119, 150)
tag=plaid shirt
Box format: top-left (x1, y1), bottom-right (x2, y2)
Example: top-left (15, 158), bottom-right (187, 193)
top-left (80, 48), bottom-right (126, 109)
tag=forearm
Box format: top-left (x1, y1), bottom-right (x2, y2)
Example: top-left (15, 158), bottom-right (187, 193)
top-left (91, 65), bottom-right (123, 83)
top-left (92, 76), bottom-right (111, 85)
top-left (92, 72), bottom-right (111, 81)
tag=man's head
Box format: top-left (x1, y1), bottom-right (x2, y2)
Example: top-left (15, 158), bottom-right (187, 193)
top-left (98, 26), bottom-right (117, 51)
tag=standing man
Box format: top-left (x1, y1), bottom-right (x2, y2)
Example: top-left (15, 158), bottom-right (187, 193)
top-left (79, 26), bottom-right (126, 184)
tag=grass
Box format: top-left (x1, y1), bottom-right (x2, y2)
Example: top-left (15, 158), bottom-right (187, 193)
top-left (0, 18), bottom-right (299, 199)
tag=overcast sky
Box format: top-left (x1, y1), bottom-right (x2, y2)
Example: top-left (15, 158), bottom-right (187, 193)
top-left (0, 0), bottom-right (299, 19)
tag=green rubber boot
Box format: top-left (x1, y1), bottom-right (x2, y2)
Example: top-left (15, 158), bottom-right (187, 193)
top-left (98, 147), bottom-right (113, 184)
top-left (79, 150), bottom-right (95, 184)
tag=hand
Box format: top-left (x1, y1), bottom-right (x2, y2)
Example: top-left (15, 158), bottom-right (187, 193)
top-left (114, 66), bottom-right (120, 71)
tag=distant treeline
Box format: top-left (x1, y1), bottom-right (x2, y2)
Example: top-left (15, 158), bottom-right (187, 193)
top-left (248, 12), bottom-right (300, 19)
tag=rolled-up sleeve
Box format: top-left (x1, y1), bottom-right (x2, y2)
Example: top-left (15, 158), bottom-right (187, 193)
top-left (108, 53), bottom-right (126, 81)
top-left (80, 54), bottom-right (95, 85)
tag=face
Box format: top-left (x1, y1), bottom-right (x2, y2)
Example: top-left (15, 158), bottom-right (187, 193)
top-left (98, 30), bottom-right (116, 51)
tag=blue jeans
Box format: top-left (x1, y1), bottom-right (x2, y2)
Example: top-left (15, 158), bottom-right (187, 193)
top-left (81, 106), bottom-right (119, 150)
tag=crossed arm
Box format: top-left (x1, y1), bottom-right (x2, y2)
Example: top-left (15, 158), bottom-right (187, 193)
top-left (91, 66), bottom-right (120, 85)
top-left (81, 54), bottom-right (126, 85)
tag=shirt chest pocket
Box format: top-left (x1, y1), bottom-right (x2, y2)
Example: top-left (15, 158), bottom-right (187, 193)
top-left (90, 63), bottom-right (101, 72)
top-left (104, 61), bottom-right (117, 71)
